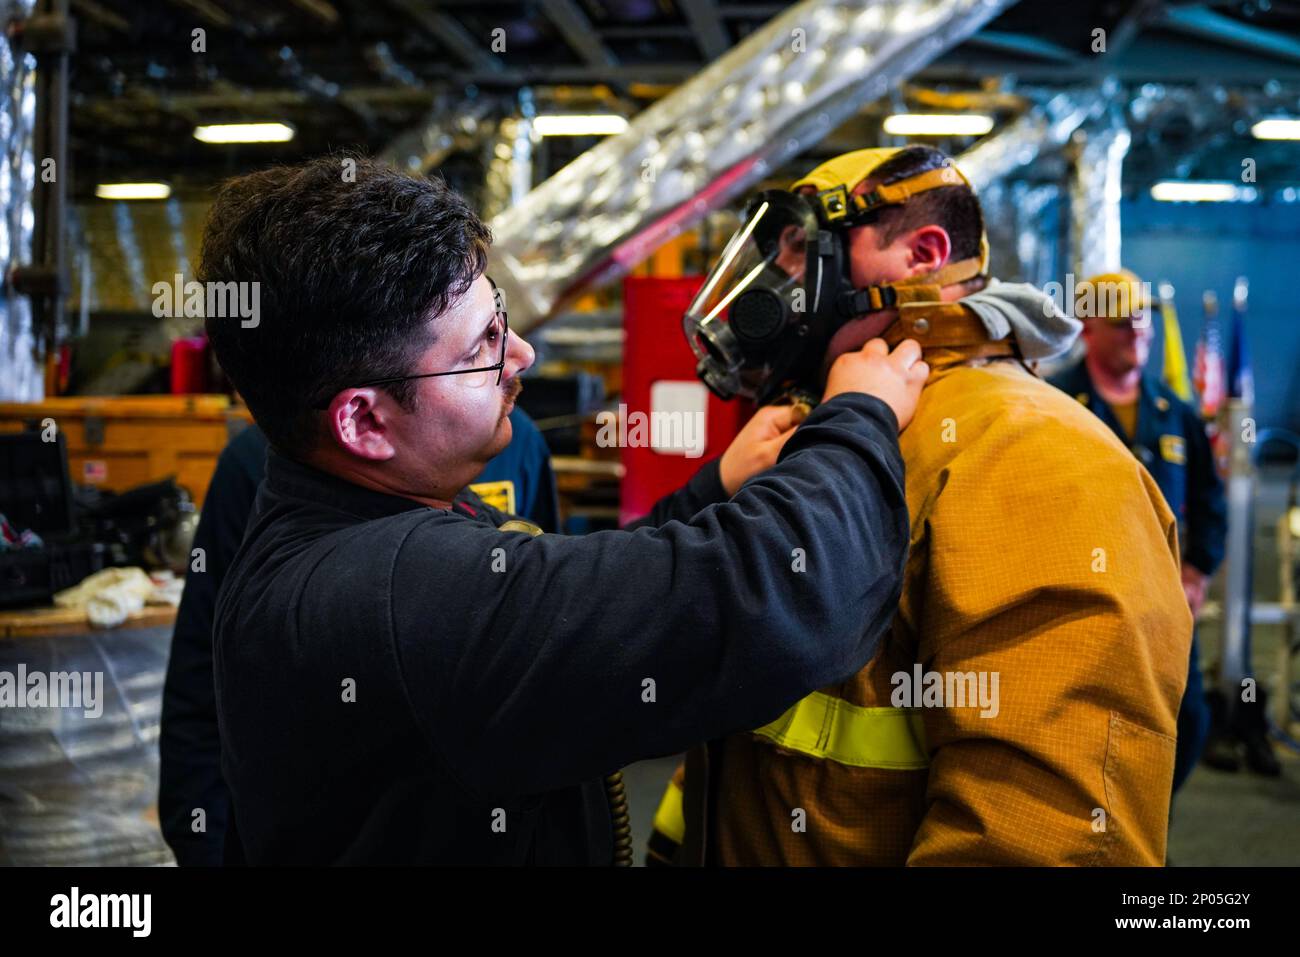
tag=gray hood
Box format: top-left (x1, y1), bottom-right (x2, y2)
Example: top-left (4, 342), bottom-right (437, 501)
top-left (960, 277), bottom-right (1080, 362)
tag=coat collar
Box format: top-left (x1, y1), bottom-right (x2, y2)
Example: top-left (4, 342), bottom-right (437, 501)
top-left (266, 449), bottom-right (434, 522)
top-left (265, 450), bottom-right (499, 524)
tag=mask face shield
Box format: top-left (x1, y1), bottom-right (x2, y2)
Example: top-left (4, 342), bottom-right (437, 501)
top-left (683, 190), bottom-right (828, 401)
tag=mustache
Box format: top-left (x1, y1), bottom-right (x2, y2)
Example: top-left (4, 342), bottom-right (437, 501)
top-left (503, 377), bottom-right (523, 403)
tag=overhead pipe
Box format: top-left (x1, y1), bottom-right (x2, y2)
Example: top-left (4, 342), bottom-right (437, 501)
top-left (480, 91), bottom-right (536, 223)
top-left (955, 89), bottom-right (1104, 282)
top-left (380, 92), bottom-right (499, 177)
top-left (1067, 115), bottom-right (1131, 280)
top-left (955, 89), bottom-right (1103, 191)
top-left (3, 0), bottom-right (66, 401)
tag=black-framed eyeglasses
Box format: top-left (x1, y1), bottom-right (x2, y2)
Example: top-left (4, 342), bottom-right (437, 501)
top-left (313, 276), bottom-right (508, 409)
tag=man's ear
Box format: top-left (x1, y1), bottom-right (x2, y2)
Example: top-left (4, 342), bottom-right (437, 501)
top-left (325, 388), bottom-right (397, 461)
top-left (906, 225), bottom-right (952, 277)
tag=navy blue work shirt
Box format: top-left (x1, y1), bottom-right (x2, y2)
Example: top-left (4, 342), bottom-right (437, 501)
top-left (160, 409), bottom-right (559, 865)
top-left (212, 393), bottom-right (909, 864)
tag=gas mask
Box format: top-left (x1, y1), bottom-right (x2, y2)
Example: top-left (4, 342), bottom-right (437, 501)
top-left (683, 148), bottom-right (989, 404)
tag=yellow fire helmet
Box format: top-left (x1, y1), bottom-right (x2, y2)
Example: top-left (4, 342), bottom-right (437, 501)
top-left (1074, 270), bottom-right (1151, 322)
top-left (793, 147), bottom-right (991, 300)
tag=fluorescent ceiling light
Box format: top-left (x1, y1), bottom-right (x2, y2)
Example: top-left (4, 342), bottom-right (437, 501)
top-left (533, 114), bottom-right (629, 137)
top-left (95, 182), bottom-right (171, 200)
top-left (882, 113), bottom-right (994, 136)
top-left (1150, 181), bottom-right (1257, 203)
top-left (194, 122), bottom-right (296, 144)
top-left (1251, 118), bottom-right (1300, 140)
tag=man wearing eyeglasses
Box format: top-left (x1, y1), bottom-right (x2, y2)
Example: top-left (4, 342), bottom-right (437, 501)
top-left (159, 405), bottom-right (558, 867)
top-left (201, 155), bottom-right (928, 865)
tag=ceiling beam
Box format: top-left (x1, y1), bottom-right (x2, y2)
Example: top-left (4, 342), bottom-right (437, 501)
top-left (287, 0), bottom-right (341, 27)
top-left (965, 30), bottom-right (1081, 63)
top-left (540, 0), bottom-right (619, 68)
top-left (601, 26), bottom-right (696, 40)
top-left (71, 0), bottom-right (130, 32)
top-left (167, 0), bottom-right (235, 29)
top-left (922, 49), bottom-right (1300, 84)
top-left (1162, 5), bottom-right (1300, 65)
top-left (717, 3), bottom-right (786, 17)
top-left (1103, 0), bottom-right (1165, 61)
top-left (414, 62), bottom-right (703, 84)
top-left (389, 0), bottom-right (505, 74)
top-left (679, 0), bottom-right (732, 60)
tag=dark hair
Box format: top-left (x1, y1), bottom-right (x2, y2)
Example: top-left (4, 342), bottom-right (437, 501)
top-left (866, 145), bottom-right (985, 267)
top-left (200, 154), bottom-right (491, 458)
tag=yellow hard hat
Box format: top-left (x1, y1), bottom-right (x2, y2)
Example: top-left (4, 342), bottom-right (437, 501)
top-left (792, 146), bottom-right (988, 277)
top-left (794, 148), bottom-right (976, 211)
top-left (794, 148), bottom-right (903, 194)
top-left (1075, 270), bottom-right (1151, 321)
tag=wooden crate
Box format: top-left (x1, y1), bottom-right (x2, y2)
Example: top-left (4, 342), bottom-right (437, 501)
top-left (0, 395), bottom-right (247, 507)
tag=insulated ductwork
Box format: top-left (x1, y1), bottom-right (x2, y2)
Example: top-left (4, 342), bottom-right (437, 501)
top-left (978, 180), bottom-right (1059, 284)
top-left (0, 0), bottom-right (39, 401)
top-left (481, 111), bottom-right (536, 223)
top-left (1068, 117), bottom-right (1131, 280)
top-left (381, 94), bottom-right (498, 177)
top-left (955, 90), bottom-right (1104, 281)
top-left (66, 200), bottom-right (207, 313)
top-left (489, 0), bottom-right (1019, 332)
top-left (956, 90), bottom-right (1102, 191)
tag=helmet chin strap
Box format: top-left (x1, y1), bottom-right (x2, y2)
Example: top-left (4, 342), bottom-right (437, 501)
top-left (834, 249), bottom-right (1017, 363)
top-left (836, 254), bottom-right (986, 318)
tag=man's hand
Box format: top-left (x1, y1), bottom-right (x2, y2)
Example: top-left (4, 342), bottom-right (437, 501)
top-left (823, 338), bottom-right (929, 430)
top-left (719, 404), bottom-right (808, 495)
top-left (716, 338), bottom-right (928, 495)
top-left (1182, 563), bottom-right (1210, 618)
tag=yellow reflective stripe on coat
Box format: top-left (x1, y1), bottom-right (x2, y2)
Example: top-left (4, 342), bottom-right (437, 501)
top-left (651, 777), bottom-right (686, 845)
top-left (753, 692), bottom-right (929, 769)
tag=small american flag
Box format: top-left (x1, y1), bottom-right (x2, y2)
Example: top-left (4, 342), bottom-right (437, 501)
top-left (1193, 290), bottom-right (1226, 420)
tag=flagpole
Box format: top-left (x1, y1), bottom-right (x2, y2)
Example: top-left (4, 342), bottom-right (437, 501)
top-left (1219, 277), bottom-right (1254, 708)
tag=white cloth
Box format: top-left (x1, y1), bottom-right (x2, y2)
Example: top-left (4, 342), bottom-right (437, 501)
top-left (53, 567), bottom-right (178, 628)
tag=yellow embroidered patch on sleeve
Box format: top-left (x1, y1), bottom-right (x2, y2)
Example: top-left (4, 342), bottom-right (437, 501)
top-left (1159, 434), bottom-right (1186, 465)
top-left (468, 479), bottom-right (516, 514)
